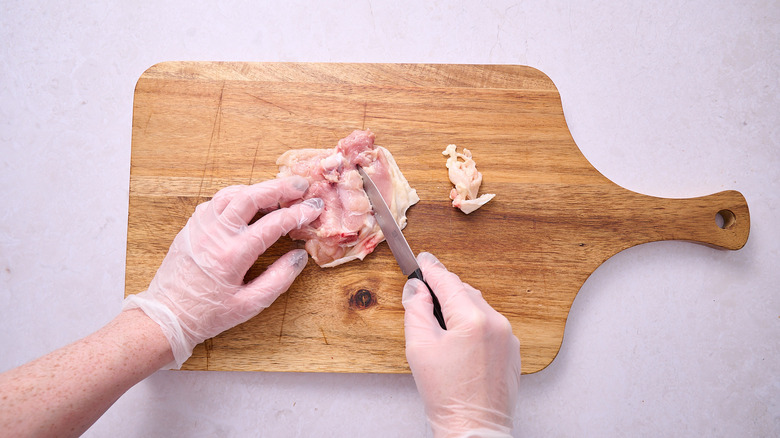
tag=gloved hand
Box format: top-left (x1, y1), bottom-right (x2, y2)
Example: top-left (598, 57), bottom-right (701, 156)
top-left (402, 252), bottom-right (521, 438)
top-left (123, 176), bottom-right (323, 369)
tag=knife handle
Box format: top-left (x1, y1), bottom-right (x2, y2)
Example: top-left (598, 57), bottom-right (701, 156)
top-left (409, 269), bottom-right (447, 330)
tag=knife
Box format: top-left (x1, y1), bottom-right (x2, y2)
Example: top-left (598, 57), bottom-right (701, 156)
top-left (357, 166), bottom-right (446, 330)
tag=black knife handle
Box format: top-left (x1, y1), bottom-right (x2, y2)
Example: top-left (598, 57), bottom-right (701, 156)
top-left (408, 268), bottom-right (447, 330)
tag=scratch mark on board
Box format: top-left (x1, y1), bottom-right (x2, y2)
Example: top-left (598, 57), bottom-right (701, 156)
top-left (278, 291), bottom-right (289, 343)
top-left (368, 114), bottom-right (448, 125)
top-left (320, 327), bottom-right (329, 345)
top-left (143, 111), bottom-right (153, 135)
top-left (205, 338), bottom-right (213, 370)
top-left (246, 92), bottom-right (295, 115)
top-left (197, 81), bottom-right (225, 206)
top-left (141, 217), bottom-right (154, 240)
top-left (353, 312), bottom-right (369, 327)
top-left (361, 101), bottom-right (367, 130)
top-left (249, 141), bottom-right (261, 185)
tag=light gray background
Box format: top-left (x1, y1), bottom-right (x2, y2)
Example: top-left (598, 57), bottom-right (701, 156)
top-left (1, 1), bottom-right (777, 436)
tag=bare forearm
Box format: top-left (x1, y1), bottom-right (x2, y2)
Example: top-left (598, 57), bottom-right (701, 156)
top-left (0, 309), bottom-right (173, 438)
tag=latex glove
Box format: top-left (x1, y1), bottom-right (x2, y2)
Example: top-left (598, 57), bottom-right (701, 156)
top-left (403, 252), bottom-right (521, 438)
top-left (123, 176), bottom-right (323, 369)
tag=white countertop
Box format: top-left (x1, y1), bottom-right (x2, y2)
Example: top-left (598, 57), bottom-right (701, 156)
top-left (1, 1), bottom-right (777, 436)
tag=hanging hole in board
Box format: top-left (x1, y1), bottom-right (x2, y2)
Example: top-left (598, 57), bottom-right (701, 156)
top-left (715, 209), bottom-right (736, 230)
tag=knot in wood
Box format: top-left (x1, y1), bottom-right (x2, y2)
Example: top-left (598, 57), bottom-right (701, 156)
top-left (350, 289), bottom-right (375, 310)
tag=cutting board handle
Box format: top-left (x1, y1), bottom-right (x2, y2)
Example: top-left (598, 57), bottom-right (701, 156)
top-left (629, 189), bottom-right (750, 250)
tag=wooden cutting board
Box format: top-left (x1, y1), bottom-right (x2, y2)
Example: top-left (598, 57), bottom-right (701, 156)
top-left (125, 62), bottom-right (749, 374)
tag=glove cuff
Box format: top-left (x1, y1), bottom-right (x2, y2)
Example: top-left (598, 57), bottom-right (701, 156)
top-left (433, 429), bottom-right (512, 438)
top-left (458, 430), bottom-right (512, 438)
top-left (122, 293), bottom-right (194, 369)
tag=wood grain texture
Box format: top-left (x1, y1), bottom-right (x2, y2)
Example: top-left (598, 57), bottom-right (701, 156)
top-left (125, 62), bottom-right (750, 374)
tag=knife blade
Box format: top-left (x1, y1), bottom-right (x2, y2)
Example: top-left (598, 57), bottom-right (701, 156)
top-left (357, 166), bottom-right (446, 329)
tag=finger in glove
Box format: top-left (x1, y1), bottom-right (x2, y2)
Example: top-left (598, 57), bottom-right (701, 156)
top-left (218, 176), bottom-right (311, 227)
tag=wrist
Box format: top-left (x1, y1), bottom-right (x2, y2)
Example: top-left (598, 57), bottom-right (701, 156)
top-left (122, 294), bottom-right (193, 369)
top-left (114, 308), bottom-right (175, 371)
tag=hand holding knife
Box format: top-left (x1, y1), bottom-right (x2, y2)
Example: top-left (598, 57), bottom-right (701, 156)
top-left (357, 166), bottom-right (447, 330)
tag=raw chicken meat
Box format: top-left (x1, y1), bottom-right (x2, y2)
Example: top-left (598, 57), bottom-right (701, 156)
top-left (276, 130), bottom-right (419, 267)
top-left (442, 144), bottom-right (495, 214)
